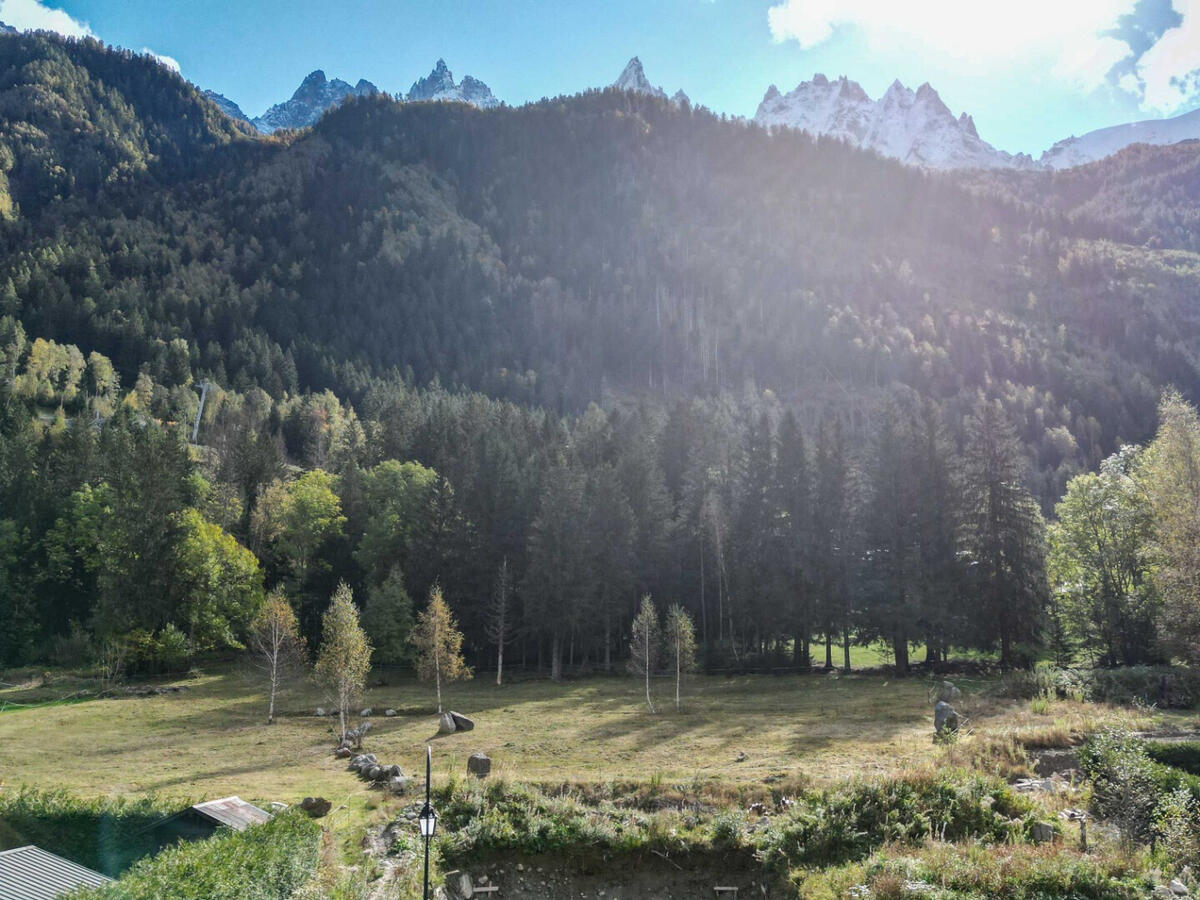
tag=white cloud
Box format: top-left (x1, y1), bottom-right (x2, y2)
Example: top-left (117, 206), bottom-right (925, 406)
top-left (0, 0), bottom-right (92, 38)
top-left (766, 0), bottom-right (1200, 114)
top-left (143, 47), bottom-right (180, 73)
top-left (1135, 0), bottom-right (1200, 111)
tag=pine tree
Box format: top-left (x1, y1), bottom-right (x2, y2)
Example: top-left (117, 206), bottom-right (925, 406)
top-left (361, 566), bottom-right (414, 666)
top-left (486, 558), bottom-right (514, 686)
top-left (961, 401), bottom-right (1048, 668)
top-left (664, 603), bottom-right (697, 711)
top-left (314, 582), bottom-right (372, 740)
top-left (776, 411), bottom-right (812, 666)
top-left (411, 584), bottom-right (471, 713)
top-left (628, 596), bottom-right (661, 713)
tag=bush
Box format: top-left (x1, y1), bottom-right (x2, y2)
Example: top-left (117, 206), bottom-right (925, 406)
top-left (1146, 741), bottom-right (1200, 776)
top-left (0, 788), bottom-right (179, 876)
top-left (755, 770), bottom-right (1037, 871)
top-left (1155, 788), bottom-right (1200, 874)
top-left (71, 809), bottom-right (320, 899)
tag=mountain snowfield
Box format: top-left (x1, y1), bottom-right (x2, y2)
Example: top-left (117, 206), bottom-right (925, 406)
top-left (1040, 106), bottom-right (1200, 169)
top-left (753, 74), bottom-right (1036, 170)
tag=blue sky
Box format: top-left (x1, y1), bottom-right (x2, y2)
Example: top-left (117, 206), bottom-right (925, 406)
top-left (2, 0), bottom-right (1198, 156)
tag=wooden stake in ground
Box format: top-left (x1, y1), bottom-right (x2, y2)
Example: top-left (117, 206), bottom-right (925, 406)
top-left (629, 595), bottom-right (661, 713)
top-left (665, 603), bottom-right (697, 711)
top-left (411, 583), bottom-right (471, 713)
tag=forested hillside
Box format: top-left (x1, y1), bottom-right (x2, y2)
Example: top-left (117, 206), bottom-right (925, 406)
top-left (3, 32), bottom-right (1200, 675)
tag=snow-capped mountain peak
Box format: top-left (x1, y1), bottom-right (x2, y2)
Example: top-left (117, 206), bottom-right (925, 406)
top-left (612, 57), bottom-right (667, 99)
top-left (252, 70), bottom-right (379, 134)
top-left (406, 59), bottom-right (499, 108)
top-left (1040, 106), bottom-right (1200, 169)
top-left (754, 73), bottom-right (1034, 171)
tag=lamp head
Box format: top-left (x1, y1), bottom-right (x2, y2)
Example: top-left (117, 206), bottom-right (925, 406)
top-left (418, 800), bottom-right (437, 838)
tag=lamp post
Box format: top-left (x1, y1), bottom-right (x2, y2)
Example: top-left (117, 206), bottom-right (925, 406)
top-left (418, 744), bottom-right (437, 900)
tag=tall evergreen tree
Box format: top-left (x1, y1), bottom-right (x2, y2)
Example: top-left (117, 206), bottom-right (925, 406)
top-left (961, 401), bottom-right (1048, 667)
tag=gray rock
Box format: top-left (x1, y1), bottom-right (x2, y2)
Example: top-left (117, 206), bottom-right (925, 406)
top-left (467, 752), bottom-right (492, 778)
top-left (389, 775), bottom-right (413, 794)
top-left (1170, 879), bottom-right (1189, 896)
top-left (936, 681), bottom-right (961, 703)
top-left (385, 708), bottom-right (397, 717)
top-left (334, 746), bottom-right (352, 759)
top-left (1031, 821), bottom-right (1055, 843)
top-left (315, 707), bottom-right (326, 717)
top-left (455, 871), bottom-right (474, 898)
top-left (300, 796), bottom-right (332, 818)
top-left (360, 707), bottom-right (373, 717)
top-left (438, 713), bottom-right (457, 734)
top-left (367, 765), bottom-right (383, 781)
top-left (449, 711), bottom-right (475, 732)
top-left (934, 700), bottom-right (960, 734)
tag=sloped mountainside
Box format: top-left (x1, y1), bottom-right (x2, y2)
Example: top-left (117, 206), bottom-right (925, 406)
top-left (5, 32), bottom-right (1200, 502)
top-left (1041, 106), bottom-right (1200, 169)
top-left (754, 74), bottom-right (1035, 170)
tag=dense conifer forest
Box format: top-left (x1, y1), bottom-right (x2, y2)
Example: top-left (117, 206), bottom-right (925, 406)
top-left (4, 31), bottom-right (1200, 676)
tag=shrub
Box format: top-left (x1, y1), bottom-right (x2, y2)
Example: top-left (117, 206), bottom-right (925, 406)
top-left (0, 788), bottom-right (180, 876)
top-left (1146, 741), bottom-right (1200, 776)
top-left (71, 809), bottom-right (320, 899)
top-left (1155, 788), bottom-right (1200, 874)
top-left (755, 770), bottom-right (1036, 871)
top-left (1078, 730), bottom-right (1161, 847)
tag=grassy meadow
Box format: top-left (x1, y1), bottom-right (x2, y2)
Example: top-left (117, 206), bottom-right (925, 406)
top-left (0, 663), bottom-right (1181, 802)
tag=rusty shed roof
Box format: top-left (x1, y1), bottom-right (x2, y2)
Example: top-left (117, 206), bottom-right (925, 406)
top-left (190, 796), bottom-right (272, 831)
top-left (0, 845), bottom-right (112, 900)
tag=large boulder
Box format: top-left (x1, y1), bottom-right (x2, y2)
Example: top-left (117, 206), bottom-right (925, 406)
top-left (449, 711), bottom-right (475, 732)
top-left (389, 775), bottom-right (414, 795)
top-left (467, 752), bottom-right (492, 778)
top-left (936, 681), bottom-right (961, 703)
top-left (438, 713), bottom-right (457, 734)
top-left (934, 700), bottom-right (960, 734)
top-left (300, 796), bottom-right (332, 818)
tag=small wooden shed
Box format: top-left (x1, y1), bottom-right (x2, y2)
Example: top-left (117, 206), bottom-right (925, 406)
top-left (0, 845), bottom-right (112, 900)
top-left (149, 795), bottom-right (273, 844)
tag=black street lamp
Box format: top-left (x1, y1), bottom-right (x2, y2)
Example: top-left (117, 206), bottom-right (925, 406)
top-left (418, 744), bottom-right (437, 900)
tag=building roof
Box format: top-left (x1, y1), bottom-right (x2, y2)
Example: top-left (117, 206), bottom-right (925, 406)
top-left (0, 845), bottom-right (112, 900)
top-left (190, 796), bottom-right (271, 831)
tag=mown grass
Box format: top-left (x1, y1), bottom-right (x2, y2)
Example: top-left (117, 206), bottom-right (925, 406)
top-left (0, 665), bottom-right (1178, 804)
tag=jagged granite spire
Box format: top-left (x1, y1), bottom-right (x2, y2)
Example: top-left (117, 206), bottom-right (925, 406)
top-left (754, 73), bottom-right (1035, 170)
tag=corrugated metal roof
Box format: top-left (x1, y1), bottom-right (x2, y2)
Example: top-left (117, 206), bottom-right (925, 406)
top-left (190, 796), bottom-right (271, 831)
top-left (0, 845), bottom-right (112, 900)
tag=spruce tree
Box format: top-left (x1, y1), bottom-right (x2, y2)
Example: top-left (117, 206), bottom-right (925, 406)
top-left (960, 401), bottom-right (1048, 668)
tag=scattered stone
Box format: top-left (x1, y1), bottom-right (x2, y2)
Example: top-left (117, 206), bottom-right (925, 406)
top-left (449, 711), bottom-right (475, 731)
top-left (1031, 822), bottom-right (1056, 844)
top-left (936, 681), bottom-right (961, 703)
top-left (389, 775), bottom-right (413, 794)
top-left (934, 700), bottom-right (960, 734)
top-left (315, 707), bottom-right (326, 717)
top-left (1171, 879), bottom-right (1189, 896)
top-left (1013, 776), bottom-right (1064, 794)
top-left (468, 752), bottom-right (492, 778)
top-left (300, 796), bottom-right (332, 818)
top-left (456, 872), bottom-right (474, 898)
top-left (438, 712), bottom-right (458, 734)
top-left (735, 750), bottom-right (747, 762)
top-left (334, 746), bottom-right (352, 759)
top-left (385, 708), bottom-right (397, 717)
top-left (360, 707), bottom-right (373, 717)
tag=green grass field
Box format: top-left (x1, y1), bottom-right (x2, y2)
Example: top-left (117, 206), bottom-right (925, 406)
top-left (0, 663), bottom-right (1177, 807)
